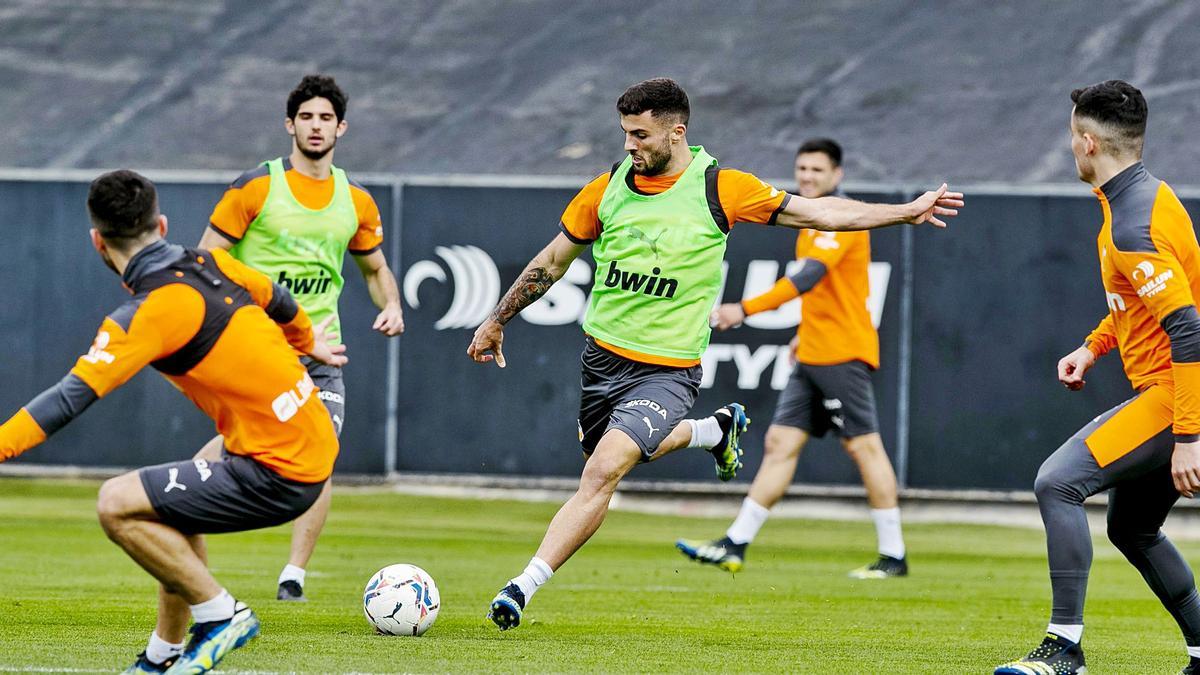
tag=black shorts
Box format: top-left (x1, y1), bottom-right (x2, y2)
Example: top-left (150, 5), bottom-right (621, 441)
top-left (302, 356), bottom-right (345, 437)
top-left (139, 454), bottom-right (325, 535)
top-left (772, 360), bottom-right (878, 439)
top-left (578, 338), bottom-right (702, 460)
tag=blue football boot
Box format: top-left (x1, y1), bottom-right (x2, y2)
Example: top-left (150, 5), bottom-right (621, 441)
top-left (165, 601), bottom-right (260, 674)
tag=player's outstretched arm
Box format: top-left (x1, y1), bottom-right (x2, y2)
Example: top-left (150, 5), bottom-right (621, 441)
top-left (775, 184), bottom-right (964, 231)
top-left (468, 233), bottom-right (586, 368)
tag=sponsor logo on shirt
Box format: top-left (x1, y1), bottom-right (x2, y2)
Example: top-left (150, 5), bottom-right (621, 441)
top-left (1132, 261), bottom-right (1173, 299)
top-left (272, 373), bottom-right (317, 422)
top-left (278, 270), bottom-right (334, 295)
top-left (82, 331), bottom-right (116, 365)
top-left (603, 261), bottom-right (678, 298)
top-left (1106, 291), bottom-right (1127, 312)
top-left (812, 231), bottom-right (840, 250)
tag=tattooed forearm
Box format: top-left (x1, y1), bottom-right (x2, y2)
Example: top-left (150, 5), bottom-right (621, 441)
top-left (490, 266), bottom-right (555, 325)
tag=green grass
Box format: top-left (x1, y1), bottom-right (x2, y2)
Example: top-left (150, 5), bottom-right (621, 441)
top-left (0, 478), bottom-right (1195, 673)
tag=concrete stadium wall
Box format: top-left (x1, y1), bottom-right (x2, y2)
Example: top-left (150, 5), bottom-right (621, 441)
top-left (2, 171), bottom-right (1196, 491)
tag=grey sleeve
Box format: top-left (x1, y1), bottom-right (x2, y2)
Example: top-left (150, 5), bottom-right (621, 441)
top-left (264, 283), bottom-right (300, 324)
top-left (24, 373), bottom-right (99, 436)
top-left (786, 259), bottom-right (829, 294)
top-left (1161, 305), bottom-right (1200, 442)
top-left (1162, 305), bottom-right (1200, 364)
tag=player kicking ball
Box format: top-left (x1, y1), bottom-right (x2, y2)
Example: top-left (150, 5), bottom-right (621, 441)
top-left (467, 77), bottom-right (962, 631)
top-left (996, 81), bottom-right (1200, 675)
top-left (0, 171), bottom-right (344, 673)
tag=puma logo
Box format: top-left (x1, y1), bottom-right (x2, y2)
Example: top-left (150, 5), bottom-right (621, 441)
top-left (642, 416), bottom-right (661, 437)
top-left (629, 226), bottom-right (664, 260)
top-left (164, 467), bottom-right (187, 493)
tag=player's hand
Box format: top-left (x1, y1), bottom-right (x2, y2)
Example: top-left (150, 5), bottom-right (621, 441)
top-left (1172, 440), bottom-right (1200, 498)
top-left (907, 184), bottom-right (964, 228)
top-left (309, 316), bottom-right (349, 367)
top-left (1057, 346), bottom-right (1096, 391)
top-left (710, 303), bottom-right (746, 331)
top-left (787, 334), bottom-right (799, 366)
top-left (373, 303), bottom-right (405, 336)
top-left (468, 318), bottom-right (506, 368)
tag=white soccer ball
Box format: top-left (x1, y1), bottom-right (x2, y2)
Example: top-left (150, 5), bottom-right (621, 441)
top-left (363, 563), bottom-right (441, 636)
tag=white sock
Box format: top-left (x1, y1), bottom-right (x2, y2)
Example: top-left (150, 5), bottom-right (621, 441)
top-left (278, 564), bottom-right (306, 586)
top-left (1047, 623), bottom-right (1083, 643)
top-left (145, 631), bottom-right (185, 665)
top-left (190, 589), bottom-right (236, 623)
top-left (726, 497), bottom-right (771, 545)
top-left (1188, 645), bottom-right (1200, 658)
top-left (871, 507), bottom-right (906, 559)
top-left (508, 556), bottom-right (553, 603)
top-left (685, 417), bottom-right (723, 449)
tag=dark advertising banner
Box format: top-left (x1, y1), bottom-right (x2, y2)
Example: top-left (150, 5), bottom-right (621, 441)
top-left (396, 184), bottom-right (906, 485)
top-left (0, 178), bottom-right (393, 475)
top-left (5, 176), bottom-right (1192, 492)
top-left (907, 193), bottom-right (1200, 489)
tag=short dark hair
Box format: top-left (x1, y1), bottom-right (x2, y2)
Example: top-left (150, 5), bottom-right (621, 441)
top-left (1070, 80), bottom-right (1147, 155)
top-left (616, 78), bottom-right (690, 125)
top-left (796, 138), bottom-right (843, 166)
top-left (86, 170), bottom-right (159, 243)
top-left (287, 74), bottom-right (348, 121)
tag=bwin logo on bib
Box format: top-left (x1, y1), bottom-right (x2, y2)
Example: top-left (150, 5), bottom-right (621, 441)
top-left (603, 261), bottom-right (678, 298)
top-left (403, 245), bottom-right (501, 329)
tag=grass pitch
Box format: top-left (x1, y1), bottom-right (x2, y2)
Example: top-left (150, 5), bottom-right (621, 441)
top-left (0, 478), bottom-right (1195, 673)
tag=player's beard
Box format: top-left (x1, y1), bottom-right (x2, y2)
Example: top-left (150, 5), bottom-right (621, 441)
top-left (297, 135), bottom-right (337, 161)
top-left (631, 140), bottom-right (672, 176)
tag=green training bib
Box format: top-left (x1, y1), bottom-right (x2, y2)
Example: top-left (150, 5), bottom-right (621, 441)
top-left (229, 158), bottom-right (358, 344)
top-left (582, 146), bottom-right (728, 361)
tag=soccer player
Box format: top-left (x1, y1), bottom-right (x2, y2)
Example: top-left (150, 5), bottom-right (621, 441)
top-left (466, 78), bottom-right (962, 631)
top-left (0, 170), bottom-right (344, 673)
top-left (675, 138), bottom-right (908, 578)
top-left (195, 74), bottom-right (404, 602)
top-left (995, 81), bottom-right (1200, 675)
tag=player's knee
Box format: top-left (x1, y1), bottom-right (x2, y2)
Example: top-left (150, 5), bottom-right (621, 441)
top-left (96, 478), bottom-right (130, 535)
top-left (763, 427), bottom-right (802, 460)
top-left (1033, 463), bottom-right (1076, 505)
top-left (841, 434), bottom-right (882, 462)
top-left (1105, 516), bottom-right (1160, 553)
top-left (579, 456), bottom-right (627, 496)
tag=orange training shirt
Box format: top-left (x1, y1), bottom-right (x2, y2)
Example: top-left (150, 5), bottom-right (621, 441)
top-left (1084, 163), bottom-right (1200, 436)
top-left (0, 243), bottom-right (338, 482)
top-left (792, 229), bottom-right (878, 368)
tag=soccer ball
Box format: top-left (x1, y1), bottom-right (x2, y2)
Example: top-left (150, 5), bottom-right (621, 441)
top-left (362, 563), bottom-right (441, 636)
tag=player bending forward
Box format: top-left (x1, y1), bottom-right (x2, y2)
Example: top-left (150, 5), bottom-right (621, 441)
top-left (0, 171), bottom-right (344, 674)
top-left (467, 77), bottom-right (962, 631)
